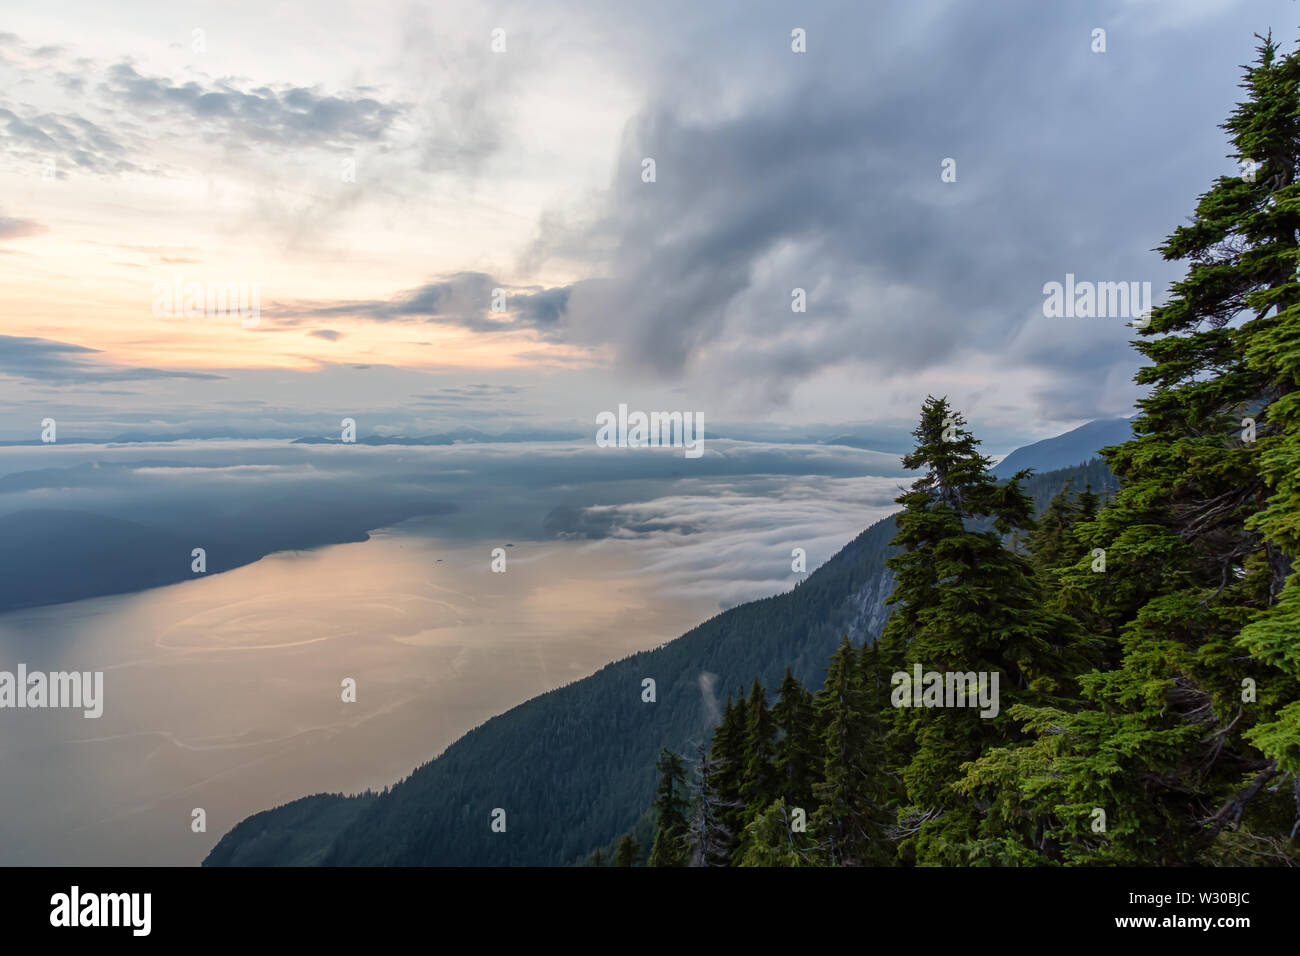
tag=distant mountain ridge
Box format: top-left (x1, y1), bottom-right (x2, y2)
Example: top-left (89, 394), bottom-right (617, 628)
top-left (992, 417), bottom-right (1133, 478)
top-left (291, 427), bottom-right (586, 445)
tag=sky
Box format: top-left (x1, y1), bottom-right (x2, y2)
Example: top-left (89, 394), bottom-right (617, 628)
top-left (2, 0), bottom-right (1296, 448)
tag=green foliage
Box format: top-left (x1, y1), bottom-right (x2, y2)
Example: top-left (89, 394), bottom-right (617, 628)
top-left (709, 690), bottom-right (748, 861)
top-left (740, 680), bottom-right (779, 812)
top-left (615, 833), bottom-right (641, 867)
top-left (811, 638), bottom-right (895, 865)
top-left (878, 397), bottom-right (1080, 864)
top-left (737, 800), bottom-right (823, 867)
top-left (772, 668), bottom-right (820, 811)
top-left (648, 749), bottom-right (690, 867)
top-left (966, 34), bottom-right (1300, 867)
top-left (683, 743), bottom-right (736, 866)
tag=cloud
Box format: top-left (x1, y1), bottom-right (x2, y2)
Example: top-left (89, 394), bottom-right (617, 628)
top-left (509, 0), bottom-right (1244, 418)
top-left (0, 438), bottom-right (905, 608)
top-left (556, 473), bottom-right (905, 606)
top-left (0, 216), bottom-right (45, 240)
top-left (411, 383), bottom-right (530, 407)
top-left (0, 336), bottom-right (226, 385)
top-left (274, 272), bottom-right (579, 338)
top-left (101, 63), bottom-right (404, 150)
top-left (0, 105), bottom-right (143, 175)
top-left (0, 0), bottom-right (1278, 434)
top-left (698, 672), bottom-right (720, 724)
top-left (0, 35), bottom-right (406, 180)
top-left (390, 4), bottom-right (530, 175)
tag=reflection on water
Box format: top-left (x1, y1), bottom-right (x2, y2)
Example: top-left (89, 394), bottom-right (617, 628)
top-left (0, 527), bottom-right (718, 865)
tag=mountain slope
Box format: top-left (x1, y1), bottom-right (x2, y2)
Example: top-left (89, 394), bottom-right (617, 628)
top-left (206, 454), bottom-right (1116, 867)
top-left (206, 508), bottom-right (900, 866)
top-left (992, 418), bottom-right (1133, 479)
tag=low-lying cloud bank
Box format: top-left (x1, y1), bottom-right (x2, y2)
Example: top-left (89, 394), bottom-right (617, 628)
top-left (0, 438), bottom-right (909, 612)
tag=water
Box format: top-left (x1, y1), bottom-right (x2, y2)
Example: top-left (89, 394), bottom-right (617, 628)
top-left (0, 527), bottom-right (719, 865)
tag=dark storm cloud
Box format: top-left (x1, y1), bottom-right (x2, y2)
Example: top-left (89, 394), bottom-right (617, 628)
top-left (244, 0), bottom-right (1253, 424)
top-left (0, 336), bottom-right (226, 385)
top-left (514, 0), bottom-right (1259, 417)
top-left (274, 273), bottom-right (579, 337)
top-left (512, 286), bottom-right (571, 328)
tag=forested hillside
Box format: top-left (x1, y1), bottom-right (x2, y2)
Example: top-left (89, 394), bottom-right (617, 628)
top-left (618, 36), bottom-right (1300, 868)
top-left (203, 455), bottom-right (1107, 866)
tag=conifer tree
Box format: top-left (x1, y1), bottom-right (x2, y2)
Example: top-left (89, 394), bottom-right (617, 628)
top-left (738, 799), bottom-right (822, 867)
top-left (772, 668), bottom-right (820, 811)
top-left (878, 397), bottom-right (1075, 864)
top-left (740, 680), bottom-right (779, 812)
top-left (647, 749), bottom-right (690, 867)
top-left (615, 833), bottom-right (640, 867)
top-left (708, 690), bottom-right (748, 861)
top-left (983, 36), bottom-right (1300, 865)
top-left (1028, 482), bottom-right (1080, 579)
top-left (811, 636), bottom-right (894, 865)
top-left (857, 638), bottom-right (904, 817)
top-left (1076, 483), bottom-right (1101, 523)
top-left (684, 743), bottom-right (736, 866)
top-left (1025, 482), bottom-right (1115, 650)
top-left (1230, 35), bottom-right (1300, 847)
